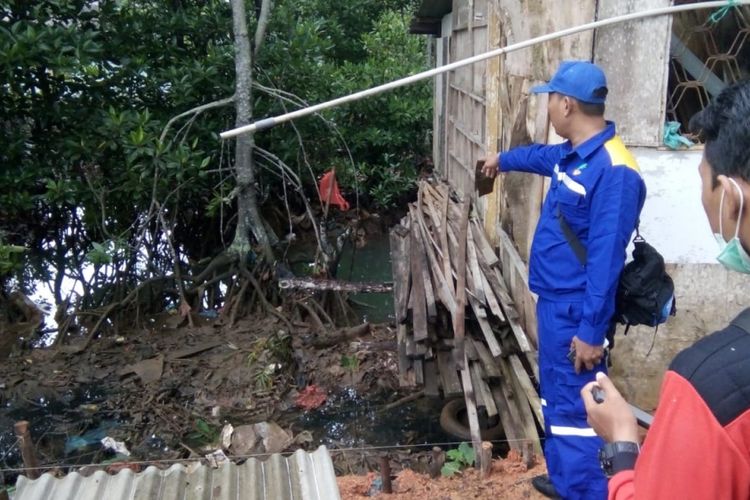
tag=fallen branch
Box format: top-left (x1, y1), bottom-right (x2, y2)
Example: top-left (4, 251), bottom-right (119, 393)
top-left (378, 390), bottom-right (425, 413)
top-left (312, 322), bottom-right (370, 348)
top-left (279, 277), bottom-right (393, 293)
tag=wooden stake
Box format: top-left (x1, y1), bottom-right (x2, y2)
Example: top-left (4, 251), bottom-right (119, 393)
top-left (14, 421), bottom-right (40, 479)
top-left (429, 446), bottom-right (445, 478)
top-left (380, 456), bottom-right (393, 494)
top-left (480, 441), bottom-right (493, 478)
top-left (524, 441), bottom-right (536, 470)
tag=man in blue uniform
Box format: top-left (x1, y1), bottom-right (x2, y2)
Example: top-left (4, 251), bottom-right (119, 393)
top-left (482, 61), bottom-right (646, 499)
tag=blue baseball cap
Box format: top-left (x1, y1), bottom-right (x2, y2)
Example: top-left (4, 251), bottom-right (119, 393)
top-left (530, 60), bottom-right (608, 104)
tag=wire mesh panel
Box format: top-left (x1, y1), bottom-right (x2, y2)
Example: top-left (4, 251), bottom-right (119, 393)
top-left (668, 5), bottom-right (750, 129)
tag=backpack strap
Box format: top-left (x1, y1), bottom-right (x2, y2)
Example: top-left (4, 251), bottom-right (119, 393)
top-left (556, 206), bottom-right (587, 266)
top-left (730, 307), bottom-right (750, 335)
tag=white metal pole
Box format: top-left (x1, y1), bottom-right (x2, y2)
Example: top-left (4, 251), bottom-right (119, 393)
top-left (220, 0), bottom-right (748, 139)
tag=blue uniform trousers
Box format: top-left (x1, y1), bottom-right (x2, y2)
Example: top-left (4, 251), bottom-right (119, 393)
top-left (537, 297), bottom-right (608, 500)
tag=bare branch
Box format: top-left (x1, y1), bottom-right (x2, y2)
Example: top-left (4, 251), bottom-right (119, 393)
top-left (156, 202), bottom-right (194, 327)
top-left (159, 96), bottom-right (235, 144)
top-left (254, 147), bottom-right (324, 254)
top-left (253, 72), bottom-right (358, 209)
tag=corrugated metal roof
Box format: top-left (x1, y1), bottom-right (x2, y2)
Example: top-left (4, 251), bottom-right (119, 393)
top-left (13, 445), bottom-right (340, 500)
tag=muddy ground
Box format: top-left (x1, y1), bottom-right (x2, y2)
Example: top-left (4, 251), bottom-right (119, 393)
top-left (338, 449), bottom-right (548, 500)
top-left (0, 310), bottom-right (547, 496)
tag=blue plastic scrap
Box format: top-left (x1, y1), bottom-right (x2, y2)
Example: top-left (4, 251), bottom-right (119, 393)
top-left (663, 121), bottom-right (694, 150)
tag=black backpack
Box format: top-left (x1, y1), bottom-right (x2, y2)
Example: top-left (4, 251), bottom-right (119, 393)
top-left (557, 208), bottom-right (676, 335)
top-left (614, 235), bottom-right (676, 332)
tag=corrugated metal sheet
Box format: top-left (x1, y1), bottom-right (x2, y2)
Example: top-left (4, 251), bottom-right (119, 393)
top-left (13, 445), bottom-right (340, 500)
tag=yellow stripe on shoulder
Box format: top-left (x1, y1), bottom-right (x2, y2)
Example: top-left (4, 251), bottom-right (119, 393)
top-left (604, 136), bottom-right (640, 173)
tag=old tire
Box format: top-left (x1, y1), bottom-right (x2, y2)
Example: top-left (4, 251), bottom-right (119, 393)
top-left (439, 399), bottom-right (505, 441)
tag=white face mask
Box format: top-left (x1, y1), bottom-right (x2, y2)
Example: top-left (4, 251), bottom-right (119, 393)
top-left (714, 178), bottom-right (750, 274)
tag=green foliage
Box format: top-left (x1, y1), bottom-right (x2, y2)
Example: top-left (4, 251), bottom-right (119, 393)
top-left (86, 242), bottom-right (113, 266)
top-left (245, 331), bottom-right (290, 390)
top-left (1, 0), bottom-right (234, 303)
top-left (340, 354), bottom-right (360, 371)
top-left (259, 0), bottom-right (430, 209)
top-left (0, 242), bottom-right (25, 276)
top-left (254, 366), bottom-right (274, 390)
top-left (0, 0), bottom-right (431, 304)
top-left (188, 418), bottom-right (219, 445)
top-left (441, 442), bottom-right (476, 477)
top-left (85, 239), bottom-right (128, 266)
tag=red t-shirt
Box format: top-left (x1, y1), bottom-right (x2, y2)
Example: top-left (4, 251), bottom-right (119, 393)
top-left (608, 315), bottom-right (750, 499)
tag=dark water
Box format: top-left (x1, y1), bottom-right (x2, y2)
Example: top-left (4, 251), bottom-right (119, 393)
top-left (0, 385), bottom-right (119, 485)
top-left (287, 230), bottom-right (394, 323)
top-left (1, 232), bottom-right (446, 487)
top-left (292, 387), bottom-right (452, 448)
top-left (336, 234), bottom-right (394, 324)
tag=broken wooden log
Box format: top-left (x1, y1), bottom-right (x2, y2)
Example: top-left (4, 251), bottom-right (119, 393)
top-left (390, 223), bottom-right (411, 323)
top-left (452, 199), bottom-right (470, 369)
top-left (278, 277), bottom-right (393, 293)
top-left (312, 322), bottom-right (371, 348)
top-left (509, 354), bottom-right (543, 426)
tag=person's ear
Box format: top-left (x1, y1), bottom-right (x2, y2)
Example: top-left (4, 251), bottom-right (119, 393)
top-left (717, 175), bottom-right (742, 226)
top-left (562, 96), bottom-right (573, 117)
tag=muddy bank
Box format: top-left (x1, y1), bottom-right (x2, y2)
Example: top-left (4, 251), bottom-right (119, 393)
top-left (0, 310), bottom-right (434, 481)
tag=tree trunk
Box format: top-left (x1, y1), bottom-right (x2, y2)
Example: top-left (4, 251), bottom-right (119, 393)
top-left (229, 0), bottom-right (273, 262)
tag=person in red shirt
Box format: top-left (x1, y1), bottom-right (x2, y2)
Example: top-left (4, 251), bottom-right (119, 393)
top-left (581, 80), bottom-right (750, 499)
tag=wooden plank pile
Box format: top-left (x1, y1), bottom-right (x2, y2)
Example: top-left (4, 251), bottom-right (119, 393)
top-left (389, 180), bottom-right (542, 456)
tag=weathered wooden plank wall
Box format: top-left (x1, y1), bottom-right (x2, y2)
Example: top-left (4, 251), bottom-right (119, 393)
top-left (484, 0), bottom-right (596, 336)
top-left (444, 0), bottom-right (488, 197)
top-left (487, 0), bottom-right (596, 255)
top-left (434, 0), bottom-right (599, 347)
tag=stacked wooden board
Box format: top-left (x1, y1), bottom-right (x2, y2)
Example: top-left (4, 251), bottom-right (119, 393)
top-left (389, 180), bottom-right (542, 455)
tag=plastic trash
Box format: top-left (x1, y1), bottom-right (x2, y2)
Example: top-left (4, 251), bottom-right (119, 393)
top-left (101, 437), bottom-right (131, 457)
top-left (64, 422), bottom-right (117, 454)
top-left (205, 449), bottom-right (229, 468)
top-left (663, 121), bottom-right (694, 150)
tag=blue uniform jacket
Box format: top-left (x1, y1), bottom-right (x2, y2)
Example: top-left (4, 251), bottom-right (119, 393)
top-left (499, 122), bottom-right (646, 346)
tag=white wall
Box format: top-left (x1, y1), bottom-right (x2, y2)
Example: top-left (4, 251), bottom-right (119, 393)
top-left (633, 148), bottom-right (716, 264)
top-left (613, 148), bottom-right (750, 410)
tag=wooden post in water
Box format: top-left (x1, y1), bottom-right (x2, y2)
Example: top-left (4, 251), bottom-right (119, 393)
top-left (14, 421), bottom-right (40, 479)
